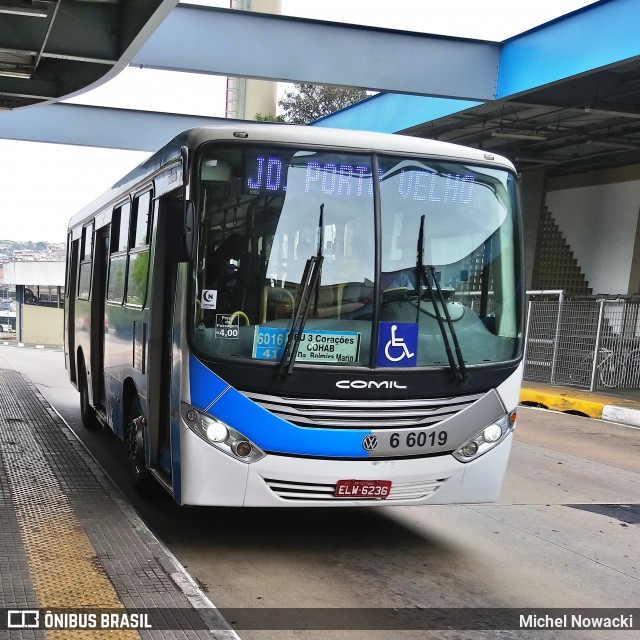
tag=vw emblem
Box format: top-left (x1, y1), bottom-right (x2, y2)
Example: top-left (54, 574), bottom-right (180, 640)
top-left (362, 435), bottom-right (378, 451)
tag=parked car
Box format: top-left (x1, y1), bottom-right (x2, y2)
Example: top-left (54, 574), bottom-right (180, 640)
top-left (24, 288), bottom-right (39, 304)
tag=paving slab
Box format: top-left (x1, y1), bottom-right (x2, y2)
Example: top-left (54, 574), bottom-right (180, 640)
top-left (0, 368), bottom-right (238, 639)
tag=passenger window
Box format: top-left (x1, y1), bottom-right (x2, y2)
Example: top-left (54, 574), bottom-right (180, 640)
top-left (132, 191), bottom-right (151, 247)
top-left (115, 201), bottom-right (131, 252)
top-left (107, 202), bottom-right (130, 304)
top-left (126, 190), bottom-right (153, 306)
top-left (78, 223), bottom-right (94, 300)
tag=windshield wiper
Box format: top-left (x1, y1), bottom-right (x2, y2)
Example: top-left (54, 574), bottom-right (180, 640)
top-left (415, 214), bottom-right (467, 383)
top-left (276, 205), bottom-right (325, 380)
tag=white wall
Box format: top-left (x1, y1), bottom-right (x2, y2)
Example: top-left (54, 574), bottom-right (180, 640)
top-left (545, 180), bottom-right (640, 295)
top-left (2, 261), bottom-right (65, 286)
top-left (21, 306), bottom-right (63, 346)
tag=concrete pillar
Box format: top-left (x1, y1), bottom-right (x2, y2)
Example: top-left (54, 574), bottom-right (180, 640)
top-left (628, 206), bottom-right (640, 294)
top-left (228, 0), bottom-right (281, 120)
top-left (518, 168), bottom-right (548, 290)
top-left (16, 284), bottom-right (23, 343)
top-left (243, 78), bottom-right (279, 120)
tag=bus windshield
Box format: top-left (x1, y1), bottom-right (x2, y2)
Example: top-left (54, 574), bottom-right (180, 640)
top-left (191, 144), bottom-right (521, 369)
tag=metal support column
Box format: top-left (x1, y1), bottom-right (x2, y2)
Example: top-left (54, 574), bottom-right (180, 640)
top-left (549, 290), bottom-right (564, 385)
top-left (589, 299), bottom-right (606, 392)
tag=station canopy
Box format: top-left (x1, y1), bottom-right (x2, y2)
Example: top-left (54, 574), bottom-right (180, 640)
top-left (2, 0), bottom-right (640, 178)
top-left (400, 59), bottom-right (640, 177)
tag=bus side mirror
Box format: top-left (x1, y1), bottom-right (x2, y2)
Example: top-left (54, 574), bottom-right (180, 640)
top-left (164, 198), bottom-right (195, 263)
top-left (176, 145), bottom-right (195, 262)
top-left (180, 200), bottom-right (196, 262)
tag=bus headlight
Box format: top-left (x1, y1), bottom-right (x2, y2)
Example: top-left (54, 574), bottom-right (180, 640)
top-left (181, 403), bottom-right (265, 463)
top-left (206, 421), bottom-right (228, 443)
top-left (452, 412), bottom-right (516, 463)
top-left (482, 423), bottom-right (503, 443)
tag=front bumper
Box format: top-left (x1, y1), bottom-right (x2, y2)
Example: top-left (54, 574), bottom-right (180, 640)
top-left (179, 426), bottom-right (513, 507)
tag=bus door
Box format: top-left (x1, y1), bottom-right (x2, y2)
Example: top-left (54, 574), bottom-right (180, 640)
top-left (158, 252), bottom-right (177, 479)
top-left (93, 228), bottom-right (109, 409)
top-left (65, 235), bottom-right (79, 383)
top-left (147, 195), bottom-right (181, 483)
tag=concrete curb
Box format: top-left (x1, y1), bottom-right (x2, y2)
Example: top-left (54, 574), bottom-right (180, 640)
top-left (520, 385), bottom-right (640, 428)
top-left (601, 405), bottom-right (640, 427)
top-left (0, 340), bottom-right (61, 350)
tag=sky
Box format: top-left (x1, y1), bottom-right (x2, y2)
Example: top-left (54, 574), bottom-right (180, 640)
top-left (0, 0), bottom-right (597, 243)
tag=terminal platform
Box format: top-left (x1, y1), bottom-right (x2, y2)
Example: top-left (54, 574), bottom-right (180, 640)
top-left (0, 368), bottom-right (237, 638)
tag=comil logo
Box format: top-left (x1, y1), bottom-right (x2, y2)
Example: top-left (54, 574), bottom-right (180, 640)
top-left (336, 380), bottom-right (407, 390)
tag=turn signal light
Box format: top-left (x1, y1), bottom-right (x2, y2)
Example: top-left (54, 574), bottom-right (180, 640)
top-left (233, 441), bottom-right (253, 458)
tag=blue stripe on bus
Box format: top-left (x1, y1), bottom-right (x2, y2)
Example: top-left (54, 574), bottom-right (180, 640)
top-left (188, 355), bottom-right (369, 458)
top-left (189, 353), bottom-right (230, 407)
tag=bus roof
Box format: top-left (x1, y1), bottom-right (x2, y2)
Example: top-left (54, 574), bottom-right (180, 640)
top-left (68, 123), bottom-right (516, 231)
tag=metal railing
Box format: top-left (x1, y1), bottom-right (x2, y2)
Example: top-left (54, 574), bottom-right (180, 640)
top-left (524, 291), bottom-right (640, 391)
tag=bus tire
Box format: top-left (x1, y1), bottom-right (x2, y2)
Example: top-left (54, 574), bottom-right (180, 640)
top-left (78, 358), bottom-right (100, 430)
top-left (126, 397), bottom-right (154, 496)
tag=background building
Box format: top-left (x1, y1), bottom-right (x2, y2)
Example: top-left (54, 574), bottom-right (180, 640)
top-left (2, 261), bottom-right (65, 346)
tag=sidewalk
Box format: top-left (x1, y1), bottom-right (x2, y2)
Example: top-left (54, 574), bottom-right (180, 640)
top-left (521, 382), bottom-right (640, 427)
top-left (0, 367), bottom-right (238, 638)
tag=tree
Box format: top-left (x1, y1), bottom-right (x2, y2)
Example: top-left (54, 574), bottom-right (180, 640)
top-left (254, 113), bottom-right (286, 123)
top-left (277, 83), bottom-right (368, 124)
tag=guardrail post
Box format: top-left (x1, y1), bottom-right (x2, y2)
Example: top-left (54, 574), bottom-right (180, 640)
top-left (589, 299), bottom-right (606, 392)
top-left (549, 290), bottom-right (564, 384)
top-left (523, 298), bottom-right (533, 375)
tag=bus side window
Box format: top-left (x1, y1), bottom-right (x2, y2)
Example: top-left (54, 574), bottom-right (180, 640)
top-left (107, 201), bottom-right (130, 304)
top-left (78, 222), bottom-right (94, 300)
top-left (126, 190), bottom-right (153, 306)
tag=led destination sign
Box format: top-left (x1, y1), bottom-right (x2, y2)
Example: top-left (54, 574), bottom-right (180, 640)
top-left (244, 155), bottom-right (476, 204)
top-left (245, 157), bottom-right (374, 197)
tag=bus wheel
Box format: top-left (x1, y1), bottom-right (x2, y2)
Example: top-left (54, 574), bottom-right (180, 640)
top-left (78, 358), bottom-right (100, 430)
top-left (126, 400), bottom-right (154, 496)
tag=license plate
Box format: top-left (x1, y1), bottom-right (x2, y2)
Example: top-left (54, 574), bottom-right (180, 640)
top-left (335, 479), bottom-right (392, 499)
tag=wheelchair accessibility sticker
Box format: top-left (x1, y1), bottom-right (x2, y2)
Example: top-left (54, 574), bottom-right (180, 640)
top-left (377, 322), bottom-right (418, 367)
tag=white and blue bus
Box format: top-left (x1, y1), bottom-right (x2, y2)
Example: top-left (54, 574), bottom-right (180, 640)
top-left (65, 124), bottom-right (524, 506)
top-left (0, 310), bottom-right (15, 333)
